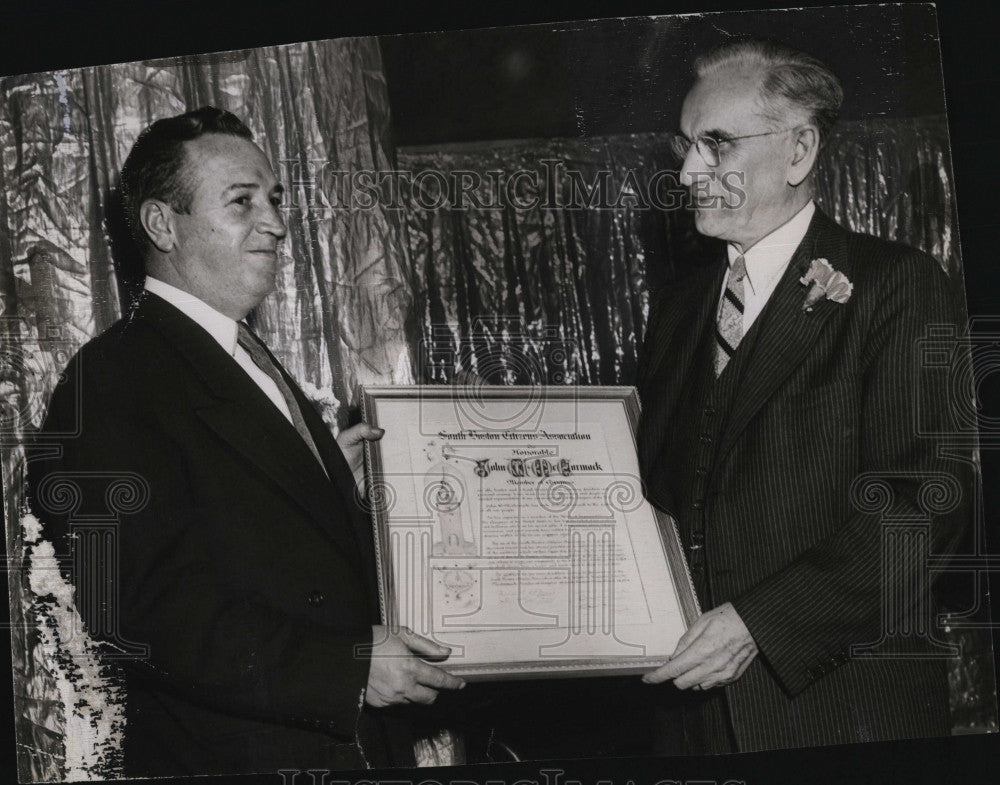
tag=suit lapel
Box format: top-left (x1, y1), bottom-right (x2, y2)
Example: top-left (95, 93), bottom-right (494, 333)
top-left (249, 333), bottom-right (361, 509)
top-left (290, 385), bottom-right (361, 515)
top-left (135, 293), bottom-right (360, 555)
top-left (288, 373), bottom-right (380, 599)
top-left (639, 257), bottom-right (727, 477)
top-left (716, 208), bottom-right (853, 463)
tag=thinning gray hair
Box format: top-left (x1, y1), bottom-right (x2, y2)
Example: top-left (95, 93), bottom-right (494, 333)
top-left (693, 39), bottom-right (844, 146)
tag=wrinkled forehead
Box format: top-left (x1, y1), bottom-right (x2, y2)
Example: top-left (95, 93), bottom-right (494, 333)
top-left (680, 67), bottom-right (769, 137)
top-left (181, 134), bottom-right (279, 193)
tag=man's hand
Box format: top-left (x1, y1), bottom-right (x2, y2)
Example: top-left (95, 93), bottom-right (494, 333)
top-left (643, 602), bottom-right (758, 690)
top-left (365, 625), bottom-right (465, 707)
top-left (336, 422), bottom-right (384, 490)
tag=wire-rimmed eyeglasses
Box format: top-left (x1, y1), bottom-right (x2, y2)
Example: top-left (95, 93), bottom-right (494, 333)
top-left (669, 127), bottom-right (795, 167)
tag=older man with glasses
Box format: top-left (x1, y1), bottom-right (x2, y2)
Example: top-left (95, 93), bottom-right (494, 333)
top-left (636, 38), bottom-right (972, 754)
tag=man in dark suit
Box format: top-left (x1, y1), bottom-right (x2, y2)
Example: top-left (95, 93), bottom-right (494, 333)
top-left (27, 106), bottom-right (464, 777)
top-left (637, 40), bottom-right (972, 752)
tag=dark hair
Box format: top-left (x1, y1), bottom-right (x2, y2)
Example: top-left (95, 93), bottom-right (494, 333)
top-left (693, 39), bottom-right (843, 147)
top-left (119, 106), bottom-right (253, 252)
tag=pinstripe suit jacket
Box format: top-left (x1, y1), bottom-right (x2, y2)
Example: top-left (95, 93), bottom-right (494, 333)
top-left (636, 208), bottom-right (973, 750)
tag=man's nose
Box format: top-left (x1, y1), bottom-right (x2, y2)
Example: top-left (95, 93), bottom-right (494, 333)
top-left (678, 143), bottom-right (700, 188)
top-left (258, 202), bottom-right (287, 239)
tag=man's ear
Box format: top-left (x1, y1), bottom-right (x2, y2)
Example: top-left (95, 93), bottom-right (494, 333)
top-left (139, 199), bottom-right (176, 254)
top-left (787, 124), bottom-right (820, 187)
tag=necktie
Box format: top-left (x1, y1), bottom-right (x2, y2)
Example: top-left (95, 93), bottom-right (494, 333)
top-left (237, 323), bottom-right (328, 476)
top-left (714, 254), bottom-right (746, 377)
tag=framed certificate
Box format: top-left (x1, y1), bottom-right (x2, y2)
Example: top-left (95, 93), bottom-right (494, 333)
top-left (360, 385), bottom-right (700, 680)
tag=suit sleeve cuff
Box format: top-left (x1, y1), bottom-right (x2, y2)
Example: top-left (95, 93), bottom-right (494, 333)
top-left (259, 625), bottom-right (374, 738)
top-left (731, 586), bottom-right (851, 697)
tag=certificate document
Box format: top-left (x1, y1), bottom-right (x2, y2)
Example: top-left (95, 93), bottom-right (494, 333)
top-left (361, 386), bottom-right (699, 680)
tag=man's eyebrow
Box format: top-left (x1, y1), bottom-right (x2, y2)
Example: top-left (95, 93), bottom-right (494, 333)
top-left (701, 127), bottom-right (733, 140)
top-left (224, 182), bottom-right (261, 192)
top-left (223, 182), bottom-right (284, 196)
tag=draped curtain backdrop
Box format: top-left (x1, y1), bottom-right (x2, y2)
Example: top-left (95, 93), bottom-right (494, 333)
top-left (400, 117), bottom-right (962, 389)
top-left (0, 38), bottom-right (993, 782)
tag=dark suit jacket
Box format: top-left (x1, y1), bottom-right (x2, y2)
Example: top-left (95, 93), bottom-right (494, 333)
top-left (636, 208), bottom-right (973, 751)
top-left (27, 292), bottom-right (411, 777)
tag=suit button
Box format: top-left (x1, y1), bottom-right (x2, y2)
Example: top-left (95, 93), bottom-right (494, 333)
top-left (704, 407), bottom-right (716, 416)
top-left (691, 500), bottom-right (704, 510)
top-left (308, 590), bottom-right (325, 607)
top-left (695, 468), bottom-right (707, 478)
top-left (699, 435), bottom-right (713, 445)
top-left (691, 531), bottom-right (704, 545)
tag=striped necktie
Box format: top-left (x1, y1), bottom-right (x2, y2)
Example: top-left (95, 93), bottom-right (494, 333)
top-left (714, 254), bottom-right (746, 377)
top-left (237, 323), bottom-right (328, 476)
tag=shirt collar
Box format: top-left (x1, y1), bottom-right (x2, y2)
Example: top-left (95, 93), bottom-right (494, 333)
top-left (144, 276), bottom-right (239, 356)
top-left (726, 200), bottom-right (816, 296)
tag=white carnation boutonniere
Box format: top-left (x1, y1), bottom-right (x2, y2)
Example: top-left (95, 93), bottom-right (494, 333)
top-left (298, 380), bottom-right (341, 430)
top-left (799, 257), bottom-right (853, 312)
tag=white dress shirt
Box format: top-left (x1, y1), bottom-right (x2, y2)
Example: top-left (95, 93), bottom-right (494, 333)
top-left (144, 277), bottom-right (293, 424)
top-left (718, 200), bottom-right (816, 333)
